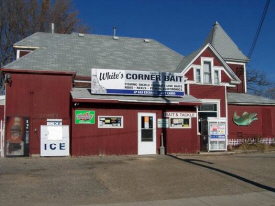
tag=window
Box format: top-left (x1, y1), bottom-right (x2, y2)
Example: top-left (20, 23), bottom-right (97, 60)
top-left (203, 61), bottom-right (212, 83)
top-left (195, 68), bottom-right (201, 83)
top-left (214, 70), bottom-right (220, 84)
top-left (170, 117), bottom-right (191, 128)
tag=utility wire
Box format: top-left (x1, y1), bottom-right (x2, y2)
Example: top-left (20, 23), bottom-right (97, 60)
top-left (247, 0), bottom-right (270, 59)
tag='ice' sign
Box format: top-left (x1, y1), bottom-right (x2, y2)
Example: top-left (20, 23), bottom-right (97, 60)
top-left (40, 125), bottom-right (70, 156)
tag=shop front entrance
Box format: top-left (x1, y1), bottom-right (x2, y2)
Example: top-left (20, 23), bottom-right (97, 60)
top-left (138, 113), bottom-right (156, 155)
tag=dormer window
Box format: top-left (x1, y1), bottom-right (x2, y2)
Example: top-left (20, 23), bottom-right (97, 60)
top-left (16, 49), bottom-right (33, 59)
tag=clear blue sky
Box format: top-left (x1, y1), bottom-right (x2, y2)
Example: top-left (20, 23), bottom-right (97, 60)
top-left (73, 0), bottom-right (275, 81)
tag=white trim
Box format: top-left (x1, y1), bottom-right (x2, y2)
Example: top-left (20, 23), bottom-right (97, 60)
top-left (74, 80), bottom-right (91, 83)
top-left (225, 87), bottom-right (228, 149)
top-left (244, 64), bottom-right (247, 93)
top-left (138, 113), bottom-right (157, 155)
top-left (13, 45), bottom-right (39, 49)
top-left (226, 61), bottom-right (246, 66)
top-left (199, 99), bottom-right (221, 118)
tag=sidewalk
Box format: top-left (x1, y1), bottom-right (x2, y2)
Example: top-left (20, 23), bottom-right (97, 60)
top-left (82, 191), bottom-right (275, 206)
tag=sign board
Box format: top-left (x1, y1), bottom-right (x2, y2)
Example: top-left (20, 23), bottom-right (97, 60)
top-left (164, 112), bottom-right (197, 118)
top-left (157, 118), bottom-right (169, 128)
top-left (208, 117), bottom-right (227, 151)
top-left (98, 116), bottom-right (123, 128)
top-left (91, 68), bottom-right (184, 97)
top-left (75, 110), bottom-right (95, 124)
top-left (47, 119), bottom-right (62, 126)
top-left (40, 125), bottom-right (69, 156)
top-left (209, 123), bottom-right (226, 139)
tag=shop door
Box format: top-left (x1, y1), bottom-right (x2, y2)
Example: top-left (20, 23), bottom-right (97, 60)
top-left (138, 113), bottom-right (156, 155)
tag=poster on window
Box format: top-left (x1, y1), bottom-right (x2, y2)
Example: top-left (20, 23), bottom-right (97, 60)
top-left (170, 118), bottom-right (190, 128)
top-left (6, 116), bottom-right (29, 156)
top-left (209, 122), bottom-right (226, 139)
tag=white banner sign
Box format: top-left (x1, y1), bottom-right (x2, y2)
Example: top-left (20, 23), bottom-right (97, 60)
top-left (91, 68), bottom-right (184, 96)
top-left (164, 112), bottom-right (197, 118)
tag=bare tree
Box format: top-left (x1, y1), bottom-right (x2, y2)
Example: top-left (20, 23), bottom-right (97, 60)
top-left (0, 0), bottom-right (89, 67)
top-left (246, 68), bottom-right (275, 99)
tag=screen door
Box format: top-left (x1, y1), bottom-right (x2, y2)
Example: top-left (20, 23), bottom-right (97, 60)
top-left (138, 113), bottom-right (156, 155)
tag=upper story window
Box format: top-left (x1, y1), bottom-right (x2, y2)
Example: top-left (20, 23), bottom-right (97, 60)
top-left (195, 68), bottom-right (201, 83)
top-left (194, 58), bottom-right (222, 85)
top-left (214, 70), bottom-right (220, 84)
top-left (203, 61), bottom-right (212, 83)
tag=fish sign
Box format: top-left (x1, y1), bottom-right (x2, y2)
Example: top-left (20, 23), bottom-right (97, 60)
top-left (233, 111), bottom-right (258, 126)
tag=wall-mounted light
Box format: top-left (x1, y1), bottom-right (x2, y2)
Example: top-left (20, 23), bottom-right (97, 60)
top-left (4, 73), bottom-right (12, 86)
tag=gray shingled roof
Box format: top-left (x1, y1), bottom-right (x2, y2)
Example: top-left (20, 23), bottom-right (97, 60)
top-left (203, 22), bottom-right (249, 62)
top-left (71, 88), bottom-right (201, 104)
top-left (4, 32), bottom-right (183, 76)
top-left (174, 48), bottom-right (201, 73)
top-left (228, 93), bottom-right (275, 105)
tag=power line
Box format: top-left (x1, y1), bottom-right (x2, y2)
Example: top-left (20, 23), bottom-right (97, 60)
top-left (247, 0), bottom-right (270, 59)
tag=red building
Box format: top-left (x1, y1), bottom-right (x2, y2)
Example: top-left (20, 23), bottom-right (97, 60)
top-left (1, 22), bottom-right (275, 157)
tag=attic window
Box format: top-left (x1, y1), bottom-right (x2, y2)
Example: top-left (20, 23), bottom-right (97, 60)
top-left (16, 50), bottom-right (32, 59)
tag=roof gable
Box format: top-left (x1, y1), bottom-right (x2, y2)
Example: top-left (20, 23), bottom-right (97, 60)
top-left (175, 43), bottom-right (241, 83)
top-left (203, 22), bottom-right (249, 63)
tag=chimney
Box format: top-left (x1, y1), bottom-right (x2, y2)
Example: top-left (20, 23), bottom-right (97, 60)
top-left (51, 23), bottom-right (55, 33)
top-left (113, 26), bottom-right (116, 37)
top-left (113, 26), bottom-right (119, 40)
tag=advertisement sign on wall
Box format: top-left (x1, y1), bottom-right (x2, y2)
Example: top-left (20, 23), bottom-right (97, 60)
top-left (6, 116), bottom-right (29, 156)
top-left (209, 123), bottom-right (226, 139)
top-left (91, 68), bottom-right (185, 96)
top-left (98, 116), bottom-right (123, 128)
top-left (75, 111), bottom-right (95, 124)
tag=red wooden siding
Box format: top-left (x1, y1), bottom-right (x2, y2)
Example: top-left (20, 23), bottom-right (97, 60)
top-left (5, 72), bottom-right (73, 155)
top-left (227, 64), bottom-right (245, 93)
top-left (71, 104), bottom-right (199, 156)
top-left (189, 84), bottom-right (226, 117)
top-left (228, 105), bottom-right (275, 139)
top-left (0, 105), bottom-right (4, 121)
top-left (185, 68), bottom-right (194, 81)
top-left (221, 70), bottom-right (231, 83)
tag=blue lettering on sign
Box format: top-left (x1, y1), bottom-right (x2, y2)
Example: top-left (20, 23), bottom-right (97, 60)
top-left (50, 143), bottom-right (56, 150)
top-left (60, 143), bottom-right (65, 150)
top-left (44, 143), bottom-right (66, 150)
top-left (106, 89), bottom-right (184, 97)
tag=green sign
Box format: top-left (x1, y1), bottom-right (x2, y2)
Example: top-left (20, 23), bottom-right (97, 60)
top-left (75, 110), bottom-right (95, 124)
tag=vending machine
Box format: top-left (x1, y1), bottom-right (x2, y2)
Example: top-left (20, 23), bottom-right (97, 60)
top-left (207, 117), bottom-right (227, 151)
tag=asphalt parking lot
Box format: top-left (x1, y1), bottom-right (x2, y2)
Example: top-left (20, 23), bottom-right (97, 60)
top-left (0, 153), bottom-right (275, 206)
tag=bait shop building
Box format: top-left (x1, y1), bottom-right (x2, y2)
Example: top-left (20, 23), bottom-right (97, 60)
top-left (1, 22), bottom-right (275, 157)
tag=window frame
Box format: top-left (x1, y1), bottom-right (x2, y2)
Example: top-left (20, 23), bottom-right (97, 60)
top-left (169, 117), bottom-right (191, 129)
top-left (201, 57), bottom-right (214, 84)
